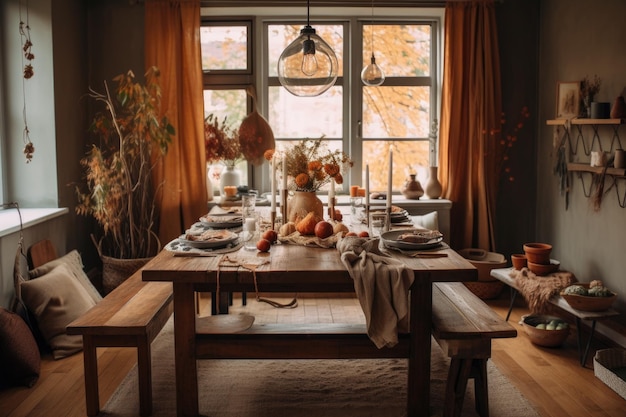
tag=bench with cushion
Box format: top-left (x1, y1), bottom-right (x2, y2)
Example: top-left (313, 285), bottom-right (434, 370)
top-left (431, 282), bottom-right (517, 417)
top-left (66, 260), bottom-right (173, 417)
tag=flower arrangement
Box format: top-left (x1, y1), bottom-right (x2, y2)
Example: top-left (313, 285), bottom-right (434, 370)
top-left (267, 137), bottom-right (353, 192)
top-left (204, 114), bottom-right (243, 167)
top-left (581, 74), bottom-right (602, 100)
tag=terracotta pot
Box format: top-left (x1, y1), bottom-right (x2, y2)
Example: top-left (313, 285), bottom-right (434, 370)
top-left (511, 253), bottom-right (527, 270)
top-left (610, 96), bottom-right (625, 119)
top-left (287, 191), bottom-right (324, 223)
top-left (425, 166), bottom-right (443, 199)
top-left (523, 243), bottom-right (552, 264)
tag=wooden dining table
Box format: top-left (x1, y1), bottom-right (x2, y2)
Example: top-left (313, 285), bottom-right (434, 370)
top-left (142, 224), bottom-right (477, 417)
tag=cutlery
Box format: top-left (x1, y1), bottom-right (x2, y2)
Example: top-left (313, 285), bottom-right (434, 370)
top-left (172, 252), bottom-right (218, 257)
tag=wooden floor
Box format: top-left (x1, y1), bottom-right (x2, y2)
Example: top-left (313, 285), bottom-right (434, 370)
top-left (1, 290), bottom-right (625, 417)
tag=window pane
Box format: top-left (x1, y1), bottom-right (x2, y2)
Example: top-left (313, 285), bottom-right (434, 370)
top-left (268, 86), bottom-right (343, 138)
top-left (362, 24), bottom-right (431, 77)
top-left (363, 141), bottom-right (429, 192)
top-left (363, 86), bottom-right (430, 138)
top-left (268, 24), bottom-right (344, 77)
top-left (203, 89), bottom-right (249, 186)
top-left (203, 89), bottom-right (247, 126)
top-left (201, 25), bottom-right (248, 71)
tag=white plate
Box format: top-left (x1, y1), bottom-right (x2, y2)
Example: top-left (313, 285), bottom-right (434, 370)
top-left (178, 230), bottom-right (239, 249)
top-left (381, 229), bottom-right (444, 251)
top-left (199, 215), bottom-right (243, 229)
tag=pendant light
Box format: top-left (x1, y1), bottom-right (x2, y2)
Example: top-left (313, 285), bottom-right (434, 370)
top-left (277, 0), bottom-right (338, 97)
top-left (361, 0), bottom-right (385, 86)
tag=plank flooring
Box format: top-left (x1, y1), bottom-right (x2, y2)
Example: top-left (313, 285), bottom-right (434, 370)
top-left (1, 291), bottom-right (624, 417)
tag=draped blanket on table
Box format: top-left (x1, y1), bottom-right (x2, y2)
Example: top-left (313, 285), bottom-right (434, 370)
top-left (337, 237), bottom-right (414, 349)
top-left (510, 267), bottom-right (576, 313)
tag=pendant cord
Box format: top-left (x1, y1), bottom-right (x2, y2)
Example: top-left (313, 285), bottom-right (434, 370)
top-left (370, 0), bottom-right (375, 56)
top-left (306, 0), bottom-right (310, 27)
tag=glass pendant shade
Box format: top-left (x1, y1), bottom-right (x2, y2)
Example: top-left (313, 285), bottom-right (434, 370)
top-left (277, 26), bottom-right (338, 97)
top-left (361, 54), bottom-right (385, 86)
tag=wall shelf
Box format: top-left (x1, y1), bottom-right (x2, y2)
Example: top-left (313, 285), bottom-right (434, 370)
top-left (548, 119), bottom-right (626, 208)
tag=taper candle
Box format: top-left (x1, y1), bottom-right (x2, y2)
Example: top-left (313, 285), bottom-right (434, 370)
top-left (270, 155), bottom-right (276, 211)
top-left (386, 148), bottom-right (393, 208)
top-left (365, 164), bottom-right (370, 208)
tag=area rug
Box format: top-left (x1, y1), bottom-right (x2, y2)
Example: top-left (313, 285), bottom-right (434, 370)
top-left (100, 318), bottom-right (538, 417)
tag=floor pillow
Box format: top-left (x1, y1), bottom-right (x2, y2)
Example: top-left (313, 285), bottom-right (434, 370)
top-left (21, 263), bottom-right (97, 359)
top-left (29, 250), bottom-right (102, 304)
top-left (0, 307), bottom-right (40, 387)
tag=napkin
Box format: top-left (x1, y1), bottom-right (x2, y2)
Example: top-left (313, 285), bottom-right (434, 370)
top-left (337, 236), bottom-right (414, 349)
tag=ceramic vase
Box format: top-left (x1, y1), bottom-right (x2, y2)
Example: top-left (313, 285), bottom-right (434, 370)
top-left (287, 191), bottom-right (324, 222)
top-left (401, 174), bottom-right (424, 200)
top-left (219, 165), bottom-right (242, 198)
top-left (425, 166), bottom-right (443, 199)
top-left (610, 96), bottom-right (625, 119)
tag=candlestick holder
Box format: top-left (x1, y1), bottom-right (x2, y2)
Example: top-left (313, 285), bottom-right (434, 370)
top-left (365, 204), bottom-right (370, 227)
top-left (385, 206), bottom-right (392, 232)
top-left (270, 210), bottom-right (277, 231)
top-left (281, 189), bottom-right (288, 223)
top-left (328, 197), bottom-right (336, 221)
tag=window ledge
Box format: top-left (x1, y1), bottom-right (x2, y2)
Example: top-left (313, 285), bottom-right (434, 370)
top-left (0, 207), bottom-right (69, 238)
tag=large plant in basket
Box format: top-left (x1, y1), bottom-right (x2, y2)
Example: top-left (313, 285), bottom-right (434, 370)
top-left (75, 67), bottom-right (174, 263)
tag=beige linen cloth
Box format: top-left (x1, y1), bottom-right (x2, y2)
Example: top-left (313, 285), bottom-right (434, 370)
top-left (337, 236), bottom-right (414, 349)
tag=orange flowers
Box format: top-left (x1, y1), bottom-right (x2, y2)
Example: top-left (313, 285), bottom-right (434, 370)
top-left (282, 137), bottom-right (352, 192)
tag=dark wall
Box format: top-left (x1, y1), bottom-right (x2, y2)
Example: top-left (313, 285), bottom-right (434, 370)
top-left (494, 0), bottom-right (540, 257)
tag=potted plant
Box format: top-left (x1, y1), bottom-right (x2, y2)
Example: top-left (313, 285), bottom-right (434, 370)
top-left (75, 67), bottom-right (175, 293)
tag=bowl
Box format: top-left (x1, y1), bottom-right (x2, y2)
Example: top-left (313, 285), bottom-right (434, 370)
top-left (458, 248), bottom-right (507, 281)
top-left (527, 259), bottom-right (560, 276)
top-left (561, 283), bottom-right (617, 312)
top-left (523, 243), bottom-right (552, 264)
top-left (511, 253), bottom-right (527, 270)
top-left (521, 314), bottom-right (570, 347)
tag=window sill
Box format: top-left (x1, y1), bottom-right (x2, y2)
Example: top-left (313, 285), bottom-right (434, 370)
top-left (0, 207), bottom-right (69, 238)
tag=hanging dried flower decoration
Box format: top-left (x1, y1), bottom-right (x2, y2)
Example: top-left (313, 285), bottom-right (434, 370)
top-left (19, 0), bottom-right (35, 163)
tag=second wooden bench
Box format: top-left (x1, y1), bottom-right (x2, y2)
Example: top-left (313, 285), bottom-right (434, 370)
top-left (431, 282), bottom-right (517, 417)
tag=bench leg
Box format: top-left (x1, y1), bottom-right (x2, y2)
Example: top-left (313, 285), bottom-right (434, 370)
top-left (472, 359), bottom-right (489, 417)
top-left (82, 336), bottom-right (100, 417)
top-left (506, 287), bottom-right (517, 321)
top-left (444, 358), bottom-right (472, 417)
top-left (137, 337), bottom-right (153, 417)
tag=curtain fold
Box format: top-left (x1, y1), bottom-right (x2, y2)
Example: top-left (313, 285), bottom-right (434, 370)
top-left (439, 0), bottom-right (502, 251)
top-left (145, 0), bottom-right (207, 245)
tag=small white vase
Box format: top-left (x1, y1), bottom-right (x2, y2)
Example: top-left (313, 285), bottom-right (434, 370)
top-left (220, 165), bottom-right (242, 198)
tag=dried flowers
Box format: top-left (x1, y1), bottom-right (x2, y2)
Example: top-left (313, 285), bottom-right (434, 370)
top-left (581, 74), bottom-right (601, 100)
top-left (205, 115), bottom-right (243, 167)
top-left (269, 137), bottom-right (353, 192)
top-left (487, 106), bottom-right (530, 183)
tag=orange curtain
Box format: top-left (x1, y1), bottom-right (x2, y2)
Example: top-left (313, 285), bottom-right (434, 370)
top-left (144, 0), bottom-right (207, 245)
top-left (439, 0), bottom-right (502, 251)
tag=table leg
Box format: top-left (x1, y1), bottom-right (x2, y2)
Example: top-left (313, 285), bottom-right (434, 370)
top-left (408, 278), bottom-right (432, 417)
top-left (173, 282), bottom-right (199, 416)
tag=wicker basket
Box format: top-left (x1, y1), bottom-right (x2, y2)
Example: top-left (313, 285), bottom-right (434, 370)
top-left (594, 348), bottom-right (626, 400)
top-left (458, 248), bottom-right (507, 281)
top-left (101, 254), bottom-right (152, 295)
top-left (464, 281), bottom-right (504, 300)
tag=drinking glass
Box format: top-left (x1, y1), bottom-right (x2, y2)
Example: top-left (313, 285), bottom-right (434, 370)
top-left (242, 193), bottom-right (256, 217)
top-left (369, 212), bottom-right (388, 237)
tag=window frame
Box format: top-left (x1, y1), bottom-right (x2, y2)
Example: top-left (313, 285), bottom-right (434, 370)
top-left (201, 7), bottom-right (443, 193)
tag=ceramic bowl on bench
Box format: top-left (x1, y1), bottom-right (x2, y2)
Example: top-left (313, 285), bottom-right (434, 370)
top-left (561, 283), bottom-right (617, 312)
top-left (521, 314), bottom-right (570, 348)
top-left (527, 259), bottom-right (560, 276)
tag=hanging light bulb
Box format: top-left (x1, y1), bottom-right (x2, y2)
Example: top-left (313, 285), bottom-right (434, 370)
top-left (277, 0), bottom-right (338, 97)
top-left (361, 0), bottom-right (385, 86)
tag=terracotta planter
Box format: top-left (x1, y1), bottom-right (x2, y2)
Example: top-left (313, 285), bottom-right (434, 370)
top-left (511, 253), bottom-right (527, 270)
top-left (523, 243), bottom-right (552, 264)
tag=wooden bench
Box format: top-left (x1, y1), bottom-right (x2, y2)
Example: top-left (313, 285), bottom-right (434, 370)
top-left (431, 282), bottom-right (517, 417)
top-left (490, 267), bottom-right (619, 366)
top-left (67, 266), bottom-right (173, 417)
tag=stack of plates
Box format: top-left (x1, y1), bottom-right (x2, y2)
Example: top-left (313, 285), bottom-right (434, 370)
top-left (199, 214), bottom-right (243, 229)
top-left (381, 229), bottom-right (444, 251)
top-left (178, 229), bottom-right (239, 249)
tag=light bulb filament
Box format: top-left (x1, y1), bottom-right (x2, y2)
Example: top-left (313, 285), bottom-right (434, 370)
top-left (301, 38), bottom-right (318, 76)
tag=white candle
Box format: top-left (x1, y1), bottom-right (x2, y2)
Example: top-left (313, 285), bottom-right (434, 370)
top-left (271, 155), bottom-right (276, 211)
top-left (244, 217), bottom-right (256, 231)
top-left (387, 148), bottom-right (393, 208)
top-left (282, 153), bottom-right (288, 190)
top-left (329, 178), bottom-right (335, 199)
top-left (365, 164), bottom-right (370, 208)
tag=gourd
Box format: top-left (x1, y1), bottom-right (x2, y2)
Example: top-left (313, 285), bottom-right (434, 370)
top-left (563, 285), bottom-right (588, 296)
top-left (588, 286), bottom-right (612, 297)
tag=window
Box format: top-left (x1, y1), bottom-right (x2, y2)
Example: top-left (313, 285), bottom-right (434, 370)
top-left (200, 19), bottom-right (254, 189)
top-left (202, 9), bottom-right (441, 195)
